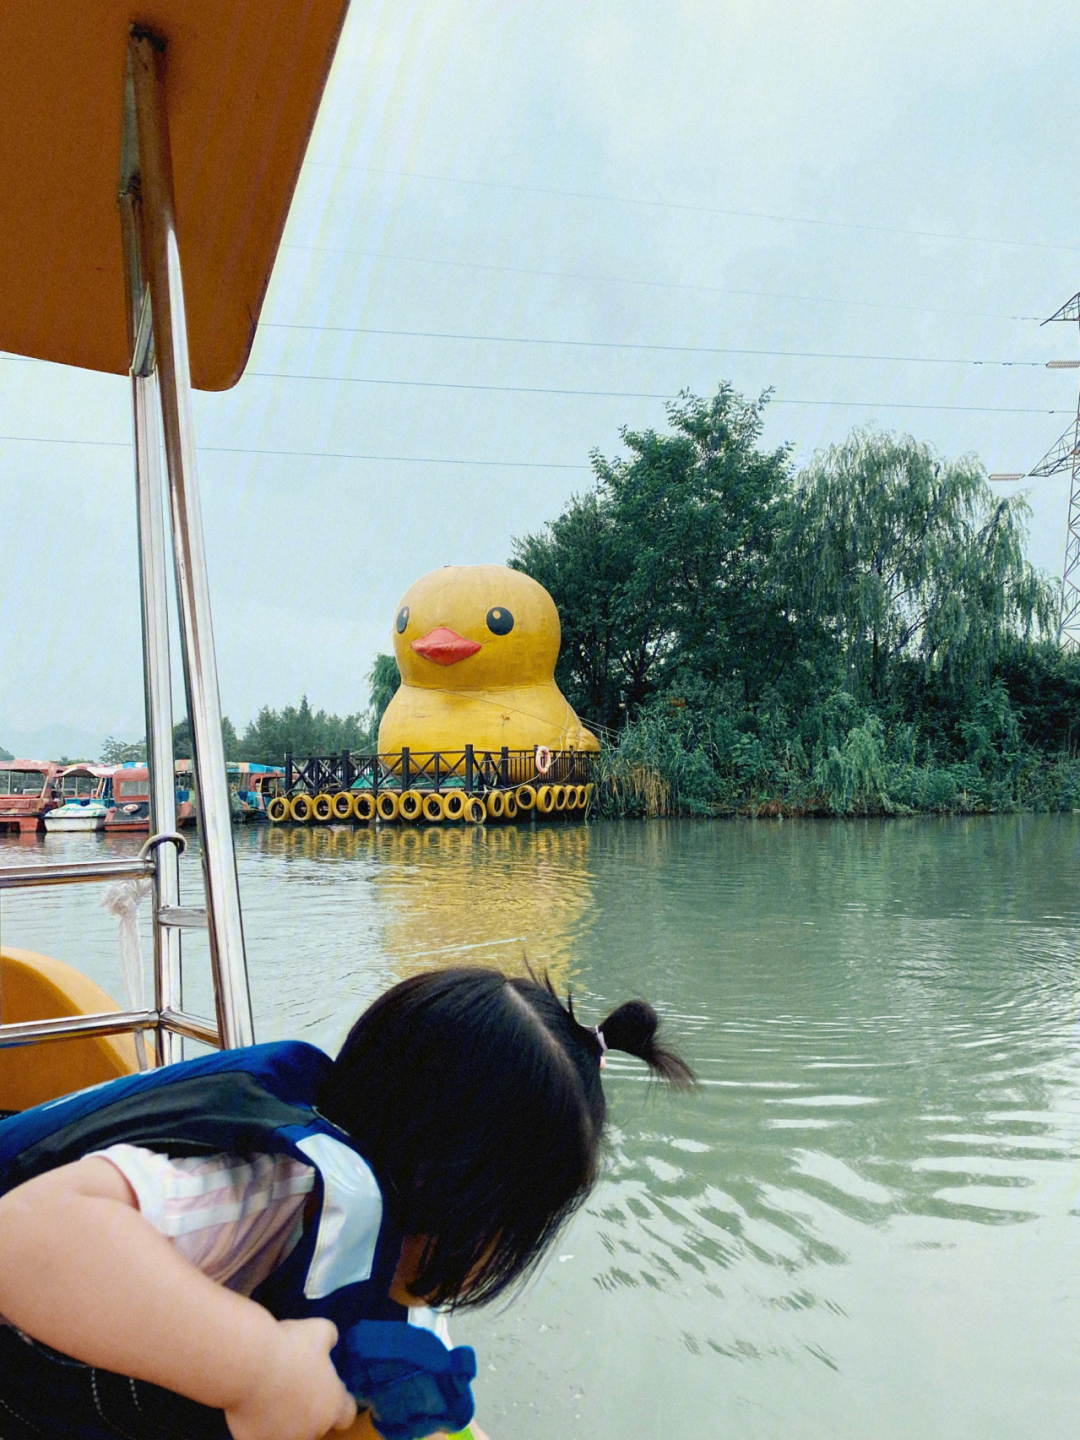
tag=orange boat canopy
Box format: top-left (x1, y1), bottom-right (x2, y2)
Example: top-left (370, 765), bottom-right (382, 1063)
top-left (0, 1), bottom-right (348, 390)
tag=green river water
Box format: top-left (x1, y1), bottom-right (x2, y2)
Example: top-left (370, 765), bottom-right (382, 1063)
top-left (2, 815), bottom-right (1080, 1438)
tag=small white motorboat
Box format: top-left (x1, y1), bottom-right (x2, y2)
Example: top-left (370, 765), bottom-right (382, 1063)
top-left (44, 765), bottom-right (114, 833)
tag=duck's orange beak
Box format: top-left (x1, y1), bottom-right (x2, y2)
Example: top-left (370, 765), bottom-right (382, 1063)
top-left (411, 627), bottom-right (482, 665)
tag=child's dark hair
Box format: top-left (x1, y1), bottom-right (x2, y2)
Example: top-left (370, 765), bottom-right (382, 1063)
top-left (318, 966), bottom-right (694, 1310)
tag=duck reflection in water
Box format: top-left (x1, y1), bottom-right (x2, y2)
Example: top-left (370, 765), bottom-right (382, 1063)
top-left (260, 821), bottom-right (596, 994)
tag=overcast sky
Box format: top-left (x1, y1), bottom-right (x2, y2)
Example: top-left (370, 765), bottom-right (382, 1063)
top-left (3, 0), bottom-right (1080, 759)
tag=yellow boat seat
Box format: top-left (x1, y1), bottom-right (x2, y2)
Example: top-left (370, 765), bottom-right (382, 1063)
top-left (0, 948), bottom-right (141, 1111)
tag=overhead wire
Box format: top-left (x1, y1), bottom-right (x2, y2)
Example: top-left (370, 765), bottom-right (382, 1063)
top-left (0, 433), bottom-right (589, 468)
top-left (302, 160), bottom-right (1080, 256)
top-left (279, 242), bottom-right (1044, 323)
top-left (243, 373), bottom-right (1072, 414)
top-left (258, 326), bottom-right (1044, 368)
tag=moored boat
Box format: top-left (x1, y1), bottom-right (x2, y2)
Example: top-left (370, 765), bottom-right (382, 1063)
top-left (43, 764), bottom-right (115, 833)
top-left (0, 760), bottom-right (60, 833)
top-left (172, 760), bottom-right (197, 828)
top-left (173, 759), bottom-right (285, 823)
top-left (103, 763), bottom-right (151, 832)
top-left (231, 762), bottom-right (286, 822)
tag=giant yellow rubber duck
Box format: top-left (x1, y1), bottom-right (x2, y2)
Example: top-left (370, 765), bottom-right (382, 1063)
top-left (378, 564), bottom-right (600, 754)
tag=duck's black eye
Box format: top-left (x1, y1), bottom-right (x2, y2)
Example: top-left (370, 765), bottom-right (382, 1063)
top-left (486, 607), bottom-right (514, 635)
top-left (396, 606), bottom-right (410, 634)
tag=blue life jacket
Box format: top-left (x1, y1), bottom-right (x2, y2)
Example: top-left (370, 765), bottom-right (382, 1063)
top-left (0, 1040), bottom-right (406, 1332)
top-left (0, 1041), bottom-right (476, 1440)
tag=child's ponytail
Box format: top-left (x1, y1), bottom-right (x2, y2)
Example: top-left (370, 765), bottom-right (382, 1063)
top-left (596, 999), bottom-right (696, 1090)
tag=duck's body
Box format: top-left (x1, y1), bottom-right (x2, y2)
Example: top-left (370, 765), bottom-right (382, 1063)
top-left (382, 681), bottom-right (597, 754)
top-left (378, 565), bottom-right (599, 755)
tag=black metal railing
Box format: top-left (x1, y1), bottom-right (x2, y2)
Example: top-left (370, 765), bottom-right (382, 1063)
top-left (285, 747), bottom-right (597, 796)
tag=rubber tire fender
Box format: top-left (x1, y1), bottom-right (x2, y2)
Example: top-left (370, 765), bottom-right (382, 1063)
top-left (464, 796), bottom-right (487, 823)
top-left (267, 796), bottom-right (290, 824)
top-left (331, 791), bottom-right (355, 821)
top-left (422, 792), bottom-right (446, 823)
top-left (535, 785), bottom-right (555, 815)
top-left (442, 791), bottom-right (465, 821)
top-left (354, 792), bottom-right (377, 822)
top-left (515, 784), bottom-right (536, 811)
top-left (399, 789), bottom-right (423, 822)
top-left (312, 794), bottom-right (334, 822)
top-left (485, 791), bottom-right (505, 820)
top-left (289, 793), bottom-right (313, 824)
top-left (502, 791), bottom-right (518, 820)
top-left (376, 791), bottom-right (400, 822)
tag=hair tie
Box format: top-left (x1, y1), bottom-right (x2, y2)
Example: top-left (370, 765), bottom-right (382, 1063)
top-left (594, 1026), bottom-right (607, 1070)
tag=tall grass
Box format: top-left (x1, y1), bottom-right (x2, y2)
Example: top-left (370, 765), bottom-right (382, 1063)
top-left (596, 699), bottom-right (1080, 819)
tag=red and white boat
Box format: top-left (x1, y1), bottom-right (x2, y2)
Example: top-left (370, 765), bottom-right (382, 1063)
top-left (104, 764), bottom-right (195, 832)
top-left (103, 764), bottom-right (151, 832)
top-left (0, 760), bottom-right (60, 833)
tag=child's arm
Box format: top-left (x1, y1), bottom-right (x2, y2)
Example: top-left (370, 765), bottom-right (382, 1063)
top-left (0, 1156), bottom-right (357, 1440)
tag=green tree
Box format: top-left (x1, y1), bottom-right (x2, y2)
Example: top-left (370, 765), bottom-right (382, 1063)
top-left (0, 744), bottom-right (13, 761)
top-left (790, 430), bottom-right (1056, 705)
top-left (100, 736), bottom-right (147, 764)
top-left (171, 716), bottom-right (240, 761)
top-left (239, 697), bottom-right (370, 764)
top-left (511, 385), bottom-right (793, 729)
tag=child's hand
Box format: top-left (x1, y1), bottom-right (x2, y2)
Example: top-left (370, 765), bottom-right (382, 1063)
top-left (225, 1318), bottom-right (357, 1440)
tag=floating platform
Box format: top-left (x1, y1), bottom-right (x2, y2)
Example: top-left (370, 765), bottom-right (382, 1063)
top-left (268, 747), bottom-right (598, 825)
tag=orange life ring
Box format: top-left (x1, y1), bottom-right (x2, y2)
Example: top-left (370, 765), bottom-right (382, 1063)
top-left (535, 745), bottom-right (553, 775)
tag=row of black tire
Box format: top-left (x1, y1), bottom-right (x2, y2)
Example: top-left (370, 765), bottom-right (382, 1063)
top-left (267, 781), bottom-right (596, 825)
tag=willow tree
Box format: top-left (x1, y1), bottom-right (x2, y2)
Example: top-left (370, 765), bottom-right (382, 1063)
top-left (790, 430), bottom-right (1056, 705)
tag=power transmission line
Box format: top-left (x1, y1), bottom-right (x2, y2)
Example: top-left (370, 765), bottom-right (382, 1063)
top-left (279, 242), bottom-right (1043, 322)
top-left (246, 370), bottom-right (1066, 414)
top-left (260, 324), bottom-right (1044, 368)
top-left (0, 434), bottom-right (588, 469)
top-left (302, 160), bottom-right (1080, 256)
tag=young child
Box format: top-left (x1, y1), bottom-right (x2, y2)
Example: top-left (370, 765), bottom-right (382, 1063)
top-left (0, 966), bottom-right (693, 1440)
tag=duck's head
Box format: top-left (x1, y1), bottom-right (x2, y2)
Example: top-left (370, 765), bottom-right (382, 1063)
top-left (392, 564), bottom-right (560, 690)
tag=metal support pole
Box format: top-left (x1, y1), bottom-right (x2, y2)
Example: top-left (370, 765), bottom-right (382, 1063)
top-left (131, 368), bottom-right (182, 1066)
top-left (121, 123), bottom-right (183, 1065)
top-left (131, 31), bottom-right (253, 1048)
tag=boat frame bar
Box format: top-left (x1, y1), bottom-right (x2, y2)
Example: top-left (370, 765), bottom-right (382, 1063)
top-left (0, 29), bottom-right (255, 1060)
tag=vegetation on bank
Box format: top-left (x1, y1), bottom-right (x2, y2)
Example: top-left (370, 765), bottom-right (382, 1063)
top-left (510, 386), bottom-right (1080, 818)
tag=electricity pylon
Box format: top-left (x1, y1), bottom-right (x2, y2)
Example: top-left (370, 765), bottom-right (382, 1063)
top-left (1027, 293), bottom-right (1080, 648)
